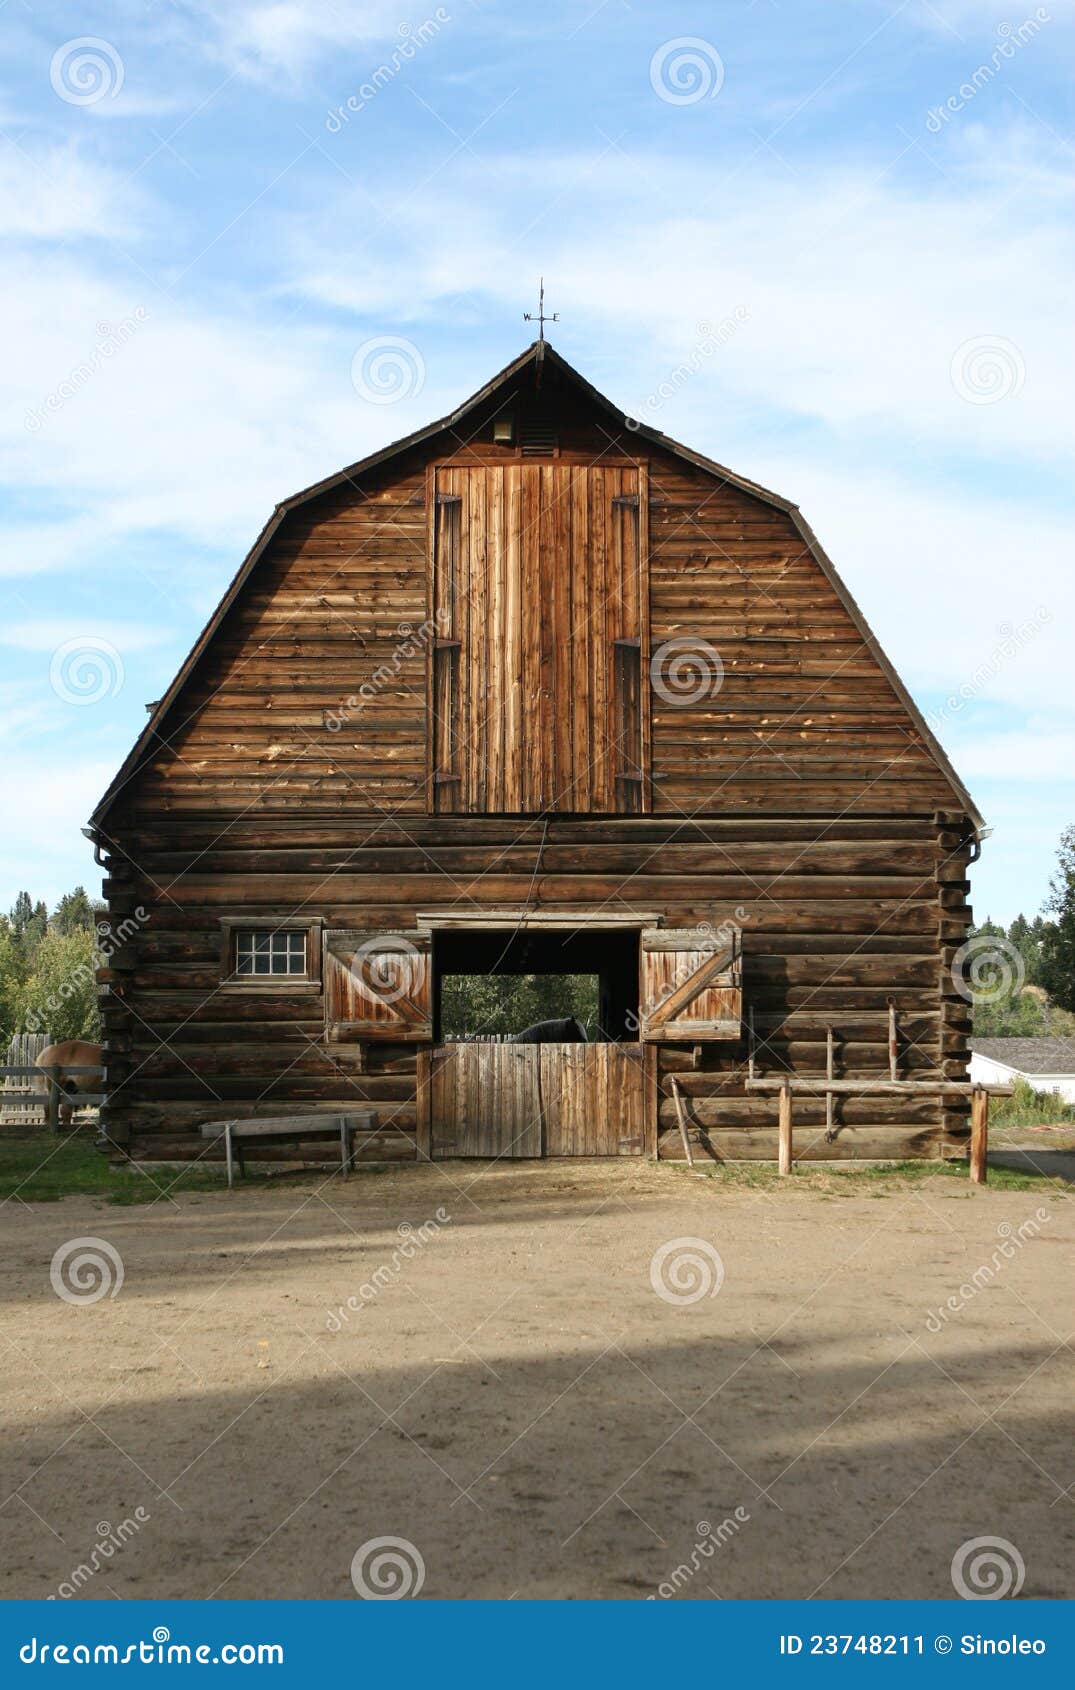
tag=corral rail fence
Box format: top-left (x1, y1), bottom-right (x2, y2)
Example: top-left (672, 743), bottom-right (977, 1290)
top-left (1, 1032), bottom-right (105, 1132)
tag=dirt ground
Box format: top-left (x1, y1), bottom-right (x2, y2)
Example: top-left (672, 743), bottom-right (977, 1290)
top-left (2, 1159), bottom-right (1073, 1601)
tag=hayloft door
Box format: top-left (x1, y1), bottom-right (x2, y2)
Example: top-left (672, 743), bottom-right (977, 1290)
top-left (431, 463), bottom-right (647, 813)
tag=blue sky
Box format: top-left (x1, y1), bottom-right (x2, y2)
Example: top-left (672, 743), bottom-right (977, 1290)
top-left (2, 0), bottom-right (1071, 922)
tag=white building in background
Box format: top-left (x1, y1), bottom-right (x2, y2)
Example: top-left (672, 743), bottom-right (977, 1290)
top-left (970, 1038), bottom-right (1075, 1104)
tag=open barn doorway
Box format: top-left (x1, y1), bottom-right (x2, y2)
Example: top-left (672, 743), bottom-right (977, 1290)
top-left (428, 927), bottom-right (645, 1158)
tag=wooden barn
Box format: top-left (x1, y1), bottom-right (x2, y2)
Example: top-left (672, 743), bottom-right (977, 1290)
top-left (88, 339), bottom-right (984, 1168)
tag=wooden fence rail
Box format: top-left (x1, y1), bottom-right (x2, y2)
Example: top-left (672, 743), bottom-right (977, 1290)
top-left (0, 1065), bottom-right (106, 1133)
top-left (745, 1077), bottom-right (1015, 1184)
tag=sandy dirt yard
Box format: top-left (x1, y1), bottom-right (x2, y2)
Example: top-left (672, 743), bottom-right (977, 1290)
top-left (1, 1160), bottom-right (1073, 1602)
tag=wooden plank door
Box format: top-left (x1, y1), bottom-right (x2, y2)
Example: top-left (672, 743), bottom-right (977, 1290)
top-left (639, 928), bottom-right (742, 1041)
top-left (323, 930), bottom-right (432, 1044)
top-left (430, 1044), bottom-right (543, 1158)
top-left (431, 463), bottom-right (646, 813)
top-left (541, 1044), bottom-right (645, 1155)
top-left (430, 1042), bottom-right (645, 1157)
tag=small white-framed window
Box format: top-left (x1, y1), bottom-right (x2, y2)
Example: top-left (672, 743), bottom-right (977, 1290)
top-left (235, 928), bottom-right (307, 977)
top-left (219, 918), bottom-right (322, 992)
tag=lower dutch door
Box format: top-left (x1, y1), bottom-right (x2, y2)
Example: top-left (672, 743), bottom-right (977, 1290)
top-left (427, 925), bottom-right (644, 1160)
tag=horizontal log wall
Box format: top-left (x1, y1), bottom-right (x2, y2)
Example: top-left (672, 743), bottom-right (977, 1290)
top-left (96, 813), bottom-right (973, 1163)
top-left (120, 379), bottom-right (961, 824)
top-left (647, 459), bottom-right (956, 815)
top-left (131, 457), bottom-right (432, 813)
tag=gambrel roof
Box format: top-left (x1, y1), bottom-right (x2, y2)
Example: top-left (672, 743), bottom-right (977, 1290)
top-left (90, 340), bottom-right (982, 829)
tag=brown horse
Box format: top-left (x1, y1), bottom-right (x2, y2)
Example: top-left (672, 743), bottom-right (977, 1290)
top-left (33, 1040), bottom-right (103, 1127)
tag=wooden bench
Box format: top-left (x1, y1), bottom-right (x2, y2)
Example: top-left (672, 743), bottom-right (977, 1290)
top-left (199, 1110), bottom-right (378, 1188)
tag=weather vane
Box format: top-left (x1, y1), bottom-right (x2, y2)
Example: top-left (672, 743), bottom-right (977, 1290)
top-left (524, 278), bottom-right (558, 340)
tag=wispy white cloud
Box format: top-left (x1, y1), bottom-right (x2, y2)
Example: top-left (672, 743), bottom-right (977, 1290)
top-left (0, 139), bottom-right (148, 242)
top-left (281, 125), bottom-right (1075, 470)
top-left (179, 0), bottom-right (423, 83)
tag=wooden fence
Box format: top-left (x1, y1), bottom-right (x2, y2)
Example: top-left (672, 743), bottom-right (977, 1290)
top-left (0, 1051), bottom-right (106, 1133)
top-left (1, 1033), bottom-right (51, 1125)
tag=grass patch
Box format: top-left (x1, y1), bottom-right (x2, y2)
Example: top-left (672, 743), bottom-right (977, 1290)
top-left (683, 1158), bottom-right (1069, 1195)
top-left (0, 1132), bottom-right (324, 1206)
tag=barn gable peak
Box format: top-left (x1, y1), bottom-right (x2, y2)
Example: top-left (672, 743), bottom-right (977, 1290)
top-left (89, 341), bottom-right (982, 831)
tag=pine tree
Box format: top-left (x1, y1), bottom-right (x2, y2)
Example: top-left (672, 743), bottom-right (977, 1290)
top-left (1040, 826), bottom-right (1075, 1013)
top-left (53, 886), bottom-right (99, 935)
top-left (9, 892), bottom-right (33, 936)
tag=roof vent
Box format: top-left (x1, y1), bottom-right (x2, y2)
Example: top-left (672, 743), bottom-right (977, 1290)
top-left (520, 418), bottom-right (558, 455)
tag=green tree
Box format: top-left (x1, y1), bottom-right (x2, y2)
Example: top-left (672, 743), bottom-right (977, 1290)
top-left (9, 891), bottom-right (48, 963)
top-left (9, 892), bottom-right (34, 935)
top-left (17, 927), bottom-right (100, 1042)
top-left (441, 973), bottom-right (600, 1038)
top-left (0, 920), bottom-right (23, 1049)
top-left (1040, 825), bottom-right (1075, 1013)
top-left (52, 886), bottom-right (101, 935)
top-left (1007, 912), bottom-right (1046, 987)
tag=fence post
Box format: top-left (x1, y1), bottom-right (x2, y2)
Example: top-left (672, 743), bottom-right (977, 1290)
top-left (969, 1087), bottom-right (988, 1185)
top-left (46, 1066), bottom-right (60, 1134)
top-left (778, 1082), bottom-right (793, 1175)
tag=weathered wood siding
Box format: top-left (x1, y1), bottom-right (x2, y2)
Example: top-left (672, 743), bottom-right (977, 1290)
top-left (432, 462), bottom-right (644, 813)
top-left (94, 357), bottom-right (975, 1162)
top-left (130, 459), bottom-right (431, 813)
top-left (540, 1043), bottom-right (644, 1155)
top-left (119, 398), bottom-right (955, 823)
top-left (97, 814), bottom-right (973, 1163)
top-left (647, 460), bottom-right (955, 815)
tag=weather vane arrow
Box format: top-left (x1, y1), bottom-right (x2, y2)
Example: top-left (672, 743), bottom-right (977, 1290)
top-left (524, 278), bottom-right (559, 340)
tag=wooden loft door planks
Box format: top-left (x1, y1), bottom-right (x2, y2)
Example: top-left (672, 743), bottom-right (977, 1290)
top-left (430, 462), bottom-right (647, 813)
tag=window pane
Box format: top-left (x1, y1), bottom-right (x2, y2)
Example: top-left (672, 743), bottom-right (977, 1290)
top-left (234, 928), bottom-right (307, 977)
